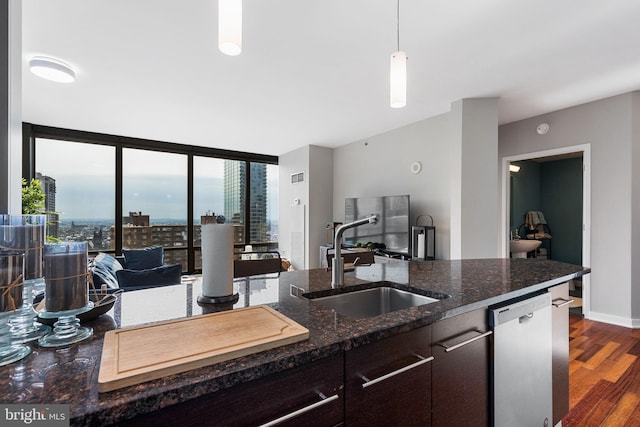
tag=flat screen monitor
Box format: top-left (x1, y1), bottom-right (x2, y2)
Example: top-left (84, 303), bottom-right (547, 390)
top-left (343, 195), bottom-right (410, 255)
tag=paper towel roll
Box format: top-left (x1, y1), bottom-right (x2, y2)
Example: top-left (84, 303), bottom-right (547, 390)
top-left (417, 233), bottom-right (426, 259)
top-left (201, 224), bottom-right (234, 297)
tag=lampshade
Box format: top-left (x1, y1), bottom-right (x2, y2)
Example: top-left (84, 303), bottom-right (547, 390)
top-left (28, 56), bottom-right (75, 83)
top-left (390, 51), bottom-right (407, 108)
top-left (218, 0), bottom-right (242, 56)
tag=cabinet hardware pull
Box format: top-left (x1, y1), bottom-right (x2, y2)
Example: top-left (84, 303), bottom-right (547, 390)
top-left (360, 354), bottom-right (434, 389)
top-left (259, 393), bottom-right (340, 427)
top-left (435, 330), bottom-right (493, 353)
top-left (552, 298), bottom-right (575, 308)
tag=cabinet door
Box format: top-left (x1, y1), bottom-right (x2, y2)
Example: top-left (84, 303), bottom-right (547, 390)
top-left (119, 353), bottom-right (344, 427)
top-left (551, 282), bottom-right (571, 425)
top-left (431, 309), bottom-right (491, 427)
top-left (345, 326), bottom-right (432, 427)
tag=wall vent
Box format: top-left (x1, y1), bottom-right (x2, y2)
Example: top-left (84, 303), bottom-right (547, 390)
top-left (290, 171), bottom-right (304, 184)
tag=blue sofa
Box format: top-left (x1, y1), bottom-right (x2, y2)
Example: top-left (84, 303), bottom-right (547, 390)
top-left (91, 246), bottom-right (182, 291)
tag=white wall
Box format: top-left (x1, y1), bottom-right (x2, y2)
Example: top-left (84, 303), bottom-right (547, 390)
top-left (499, 93), bottom-right (636, 326)
top-left (278, 144), bottom-right (333, 269)
top-left (278, 146), bottom-right (309, 269)
top-left (332, 113), bottom-right (453, 260)
top-left (631, 93), bottom-right (640, 321)
top-left (331, 99), bottom-right (500, 261)
top-left (308, 145), bottom-right (333, 268)
top-left (452, 98), bottom-right (500, 259)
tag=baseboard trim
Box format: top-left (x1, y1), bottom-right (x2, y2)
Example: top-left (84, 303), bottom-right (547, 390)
top-left (587, 311), bottom-right (640, 329)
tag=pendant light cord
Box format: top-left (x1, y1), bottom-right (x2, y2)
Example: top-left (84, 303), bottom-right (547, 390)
top-left (396, 0), bottom-right (400, 51)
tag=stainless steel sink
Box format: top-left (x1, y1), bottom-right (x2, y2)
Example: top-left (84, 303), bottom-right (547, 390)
top-left (304, 286), bottom-right (441, 319)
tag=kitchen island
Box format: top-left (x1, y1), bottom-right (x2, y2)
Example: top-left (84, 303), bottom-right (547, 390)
top-left (0, 259), bottom-right (589, 426)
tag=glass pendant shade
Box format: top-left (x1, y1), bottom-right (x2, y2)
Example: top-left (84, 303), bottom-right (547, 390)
top-left (218, 0), bottom-right (242, 56)
top-left (390, 51), bottom-right (407, 108)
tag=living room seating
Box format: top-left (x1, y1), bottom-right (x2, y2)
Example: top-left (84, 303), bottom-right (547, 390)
top-left (92, 246), bottom-right (182, 291)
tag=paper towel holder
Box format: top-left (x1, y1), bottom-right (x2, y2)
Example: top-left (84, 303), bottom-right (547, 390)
top-left (197, 292), bottom-right (240, 306)
top-left (412, 215), bottom-right (436, 260)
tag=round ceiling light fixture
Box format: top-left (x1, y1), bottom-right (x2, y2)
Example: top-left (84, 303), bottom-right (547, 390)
top-left (28, 56), bottom-right (76, 83)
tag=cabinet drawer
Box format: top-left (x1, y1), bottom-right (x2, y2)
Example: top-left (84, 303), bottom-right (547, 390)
top-left (345, 327), bottom-right (432, 427)
top-left (432, 309), bottom-right (490, 427)
top-left (118, 353), bottom-right (344, 427)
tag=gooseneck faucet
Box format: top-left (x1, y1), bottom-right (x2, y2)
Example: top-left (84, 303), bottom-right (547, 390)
top-left (331, 214), bottom-right (379, 288)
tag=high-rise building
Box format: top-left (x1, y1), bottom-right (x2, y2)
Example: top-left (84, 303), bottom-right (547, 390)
top-left (223, 161), bottom-right (268, 244)
top-left (249, 162), bottom-right (268, 243)
top-left (224, 161), bottom-right (244, 244)
top-left (36, 172), bottom-right (56, 213)
top-left (35, 172), bottom-right (59, 237)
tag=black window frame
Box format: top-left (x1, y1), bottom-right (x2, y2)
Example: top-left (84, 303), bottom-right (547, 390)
top-left (22, 123), bottom-right (278, 273)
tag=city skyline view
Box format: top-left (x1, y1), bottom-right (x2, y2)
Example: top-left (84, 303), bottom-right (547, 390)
top-left (34, 138), bottom-right (279, 223)
top-left (33, 138), bottom-right (279, 263)
top-left (36, 172), bottom-right (278, 223)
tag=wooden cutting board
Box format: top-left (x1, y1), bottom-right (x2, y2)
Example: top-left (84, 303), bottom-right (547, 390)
top-left (98, 305), bottom-right (309, 392)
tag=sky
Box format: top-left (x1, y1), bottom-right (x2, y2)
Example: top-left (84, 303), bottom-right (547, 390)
top-left (35, 138), bottom-right (278, 221)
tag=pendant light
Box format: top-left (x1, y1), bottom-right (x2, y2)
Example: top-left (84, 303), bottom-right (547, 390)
top-left (390, 0), bottom-right (407, 108)
top-left (218, 0), bottom-right (242, 56)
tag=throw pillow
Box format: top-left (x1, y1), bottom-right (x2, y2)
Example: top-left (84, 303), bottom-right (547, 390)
top-left (92, 253), bottom-right (123, 289)
top-left (122, 246), bottom-right (164, 270)
top-left (116, 264), bottom-right (182, 289)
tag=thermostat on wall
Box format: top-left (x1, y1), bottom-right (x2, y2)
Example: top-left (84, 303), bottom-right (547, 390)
top-left (536, 123), bottom-right (550, 135)
top-left (411, 161), bottom-right (422, 174)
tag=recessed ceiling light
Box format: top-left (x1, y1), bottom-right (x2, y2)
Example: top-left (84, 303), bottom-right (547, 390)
top-left (28, 56), bottom-right (76, 83)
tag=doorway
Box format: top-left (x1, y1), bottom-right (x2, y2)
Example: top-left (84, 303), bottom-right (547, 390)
top-left (501, 144), bottom-right (591, 319)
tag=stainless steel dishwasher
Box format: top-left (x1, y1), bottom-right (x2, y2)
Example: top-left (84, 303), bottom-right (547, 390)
top-left (490, 292), bottom-right (553, 427)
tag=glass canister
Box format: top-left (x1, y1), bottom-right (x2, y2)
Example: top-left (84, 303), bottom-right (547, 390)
top-left (0, 251), bottom-right (31, 366)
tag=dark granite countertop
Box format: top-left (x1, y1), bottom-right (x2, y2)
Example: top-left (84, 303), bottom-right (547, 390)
top-left (0, 258), bottom-right (589, 426)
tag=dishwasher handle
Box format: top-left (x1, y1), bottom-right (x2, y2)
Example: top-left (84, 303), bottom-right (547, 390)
top-left (519, 313), bottom-right (534, 323)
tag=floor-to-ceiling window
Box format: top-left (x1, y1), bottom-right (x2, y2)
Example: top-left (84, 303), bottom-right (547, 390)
top-left (252, 162), bottom-right (278, 245)
top-left (34, 138), bottom-right (115, 250)
top-left (23, 124), bottom-right (279, 273)
top-left (193, 156), bottom-right (245, 269)
top-left (122, 148), bottom-right (188, 268)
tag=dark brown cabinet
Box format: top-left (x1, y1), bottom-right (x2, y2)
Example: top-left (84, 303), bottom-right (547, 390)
top-left (551, 282), bottom-right (571, 425)
top-left (431, 308), bottom-right (491, 427)
top-left (345, 326), bottom-right (433, 426)
top-left (119, 353), bottom-right (344, 427)
top-left (117, 289), bottom-right (567, 426)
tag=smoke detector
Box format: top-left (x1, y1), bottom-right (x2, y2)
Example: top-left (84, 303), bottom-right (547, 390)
top-left (536, 123), bottom-right (550, 135)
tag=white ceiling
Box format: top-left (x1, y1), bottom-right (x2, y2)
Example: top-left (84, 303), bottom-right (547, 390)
top-left (21, 0), bottom-right (640, 156)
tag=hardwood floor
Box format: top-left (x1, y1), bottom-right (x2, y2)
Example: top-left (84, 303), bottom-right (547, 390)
top-left (564, 314), bottom-right (640, 426)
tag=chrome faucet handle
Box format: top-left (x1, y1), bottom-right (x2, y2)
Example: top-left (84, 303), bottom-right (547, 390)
top-left (331, 213), bottom-right (379, 288)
